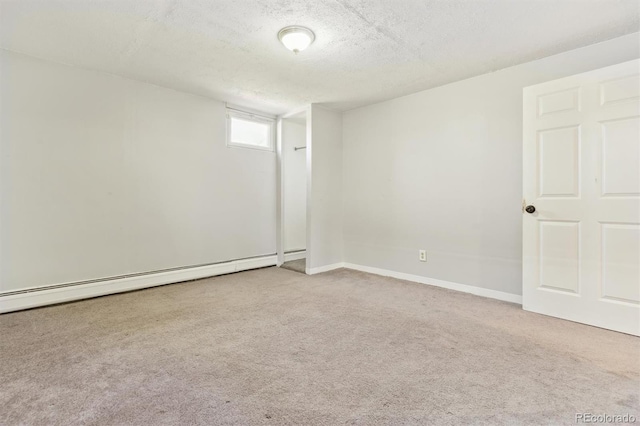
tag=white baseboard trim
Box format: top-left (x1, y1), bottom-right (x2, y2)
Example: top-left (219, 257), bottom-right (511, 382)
top-left (0, 255), bottom-right (277, 314)
top-left (307, 262), bottom-right (345, 275)
top-left (343, 263), bottom-right (522, 304)
top-left (284, 250), bottom-right (306, 262)
top-left (0, 257), bottom-right (521, 313)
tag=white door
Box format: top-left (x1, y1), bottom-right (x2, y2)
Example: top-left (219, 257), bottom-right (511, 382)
top-left (523, 59), bottom-right (640, 336)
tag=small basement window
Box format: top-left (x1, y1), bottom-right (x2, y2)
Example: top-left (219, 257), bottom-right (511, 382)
top-left (226, 108), bottom-right (275, 151)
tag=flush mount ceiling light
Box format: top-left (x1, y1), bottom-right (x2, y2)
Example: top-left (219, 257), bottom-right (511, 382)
top-left (278, 26), bottom-right (315, 53)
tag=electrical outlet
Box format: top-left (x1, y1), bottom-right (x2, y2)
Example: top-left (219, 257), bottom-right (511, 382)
top-left (419, 250), bottom-right (427, 262)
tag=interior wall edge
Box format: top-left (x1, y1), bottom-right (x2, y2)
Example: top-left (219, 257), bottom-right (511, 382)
top-left (0, 47), bottom-right (235, 109)
top-left (307, 104), bottom-right (344, 270)
top-left (339, 32), bottom-right (640, 113)
top-left (0, 46), bottom-right (279, 115)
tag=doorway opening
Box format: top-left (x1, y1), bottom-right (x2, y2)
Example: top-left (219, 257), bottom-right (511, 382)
top-left (278, 109), bottom-right (308, 274)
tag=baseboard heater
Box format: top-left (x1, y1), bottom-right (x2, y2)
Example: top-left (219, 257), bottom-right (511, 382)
top-left (0, 254), bottom-right (277, 314)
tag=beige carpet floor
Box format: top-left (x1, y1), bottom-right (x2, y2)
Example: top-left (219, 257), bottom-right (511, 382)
top-left (280, 259), bottom-right (306, 274)
top-left (1, 267), bottom-right (638, 425)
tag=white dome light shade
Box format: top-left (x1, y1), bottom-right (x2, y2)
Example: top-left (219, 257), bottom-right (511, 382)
top-left (278, 26), bottom-right (315, 53)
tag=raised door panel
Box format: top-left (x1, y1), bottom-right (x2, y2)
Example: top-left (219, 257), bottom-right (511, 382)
top-left (537, 126), bottom-right (581, 198)
top-left (600, 75), bottom-right (640, 106)
top-left (601, 117), bottom-right (640, 197)
top-left (539, 221), bottom-right (580, 293)
top-left (601, 223), bottom-right (640, 305)
top-left (538, 88), bottom-right (581, 117)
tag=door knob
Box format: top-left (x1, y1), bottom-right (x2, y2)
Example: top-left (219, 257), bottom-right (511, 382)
top-left (525, 205), bottom-right (536, 214)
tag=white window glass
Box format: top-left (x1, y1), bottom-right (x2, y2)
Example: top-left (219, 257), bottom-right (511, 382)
top-left (226, 109), bottom-right (274, 151)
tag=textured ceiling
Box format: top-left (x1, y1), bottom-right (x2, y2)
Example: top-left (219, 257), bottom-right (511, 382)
top-left (1, 0), bottom-right (639, 114)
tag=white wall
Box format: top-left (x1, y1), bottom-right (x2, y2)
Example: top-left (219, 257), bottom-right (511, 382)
top-left (0, 50), bottom-right (276, 293)
top-left (342, 33), bottom-right (640, 296)
top-left (307, 105), bottom-right (343, 271)
top-left (282, 118), bottom-right (306, 252)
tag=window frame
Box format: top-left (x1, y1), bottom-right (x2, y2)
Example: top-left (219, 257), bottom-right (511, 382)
top-left (226, 108), bottom-right (275, 152)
